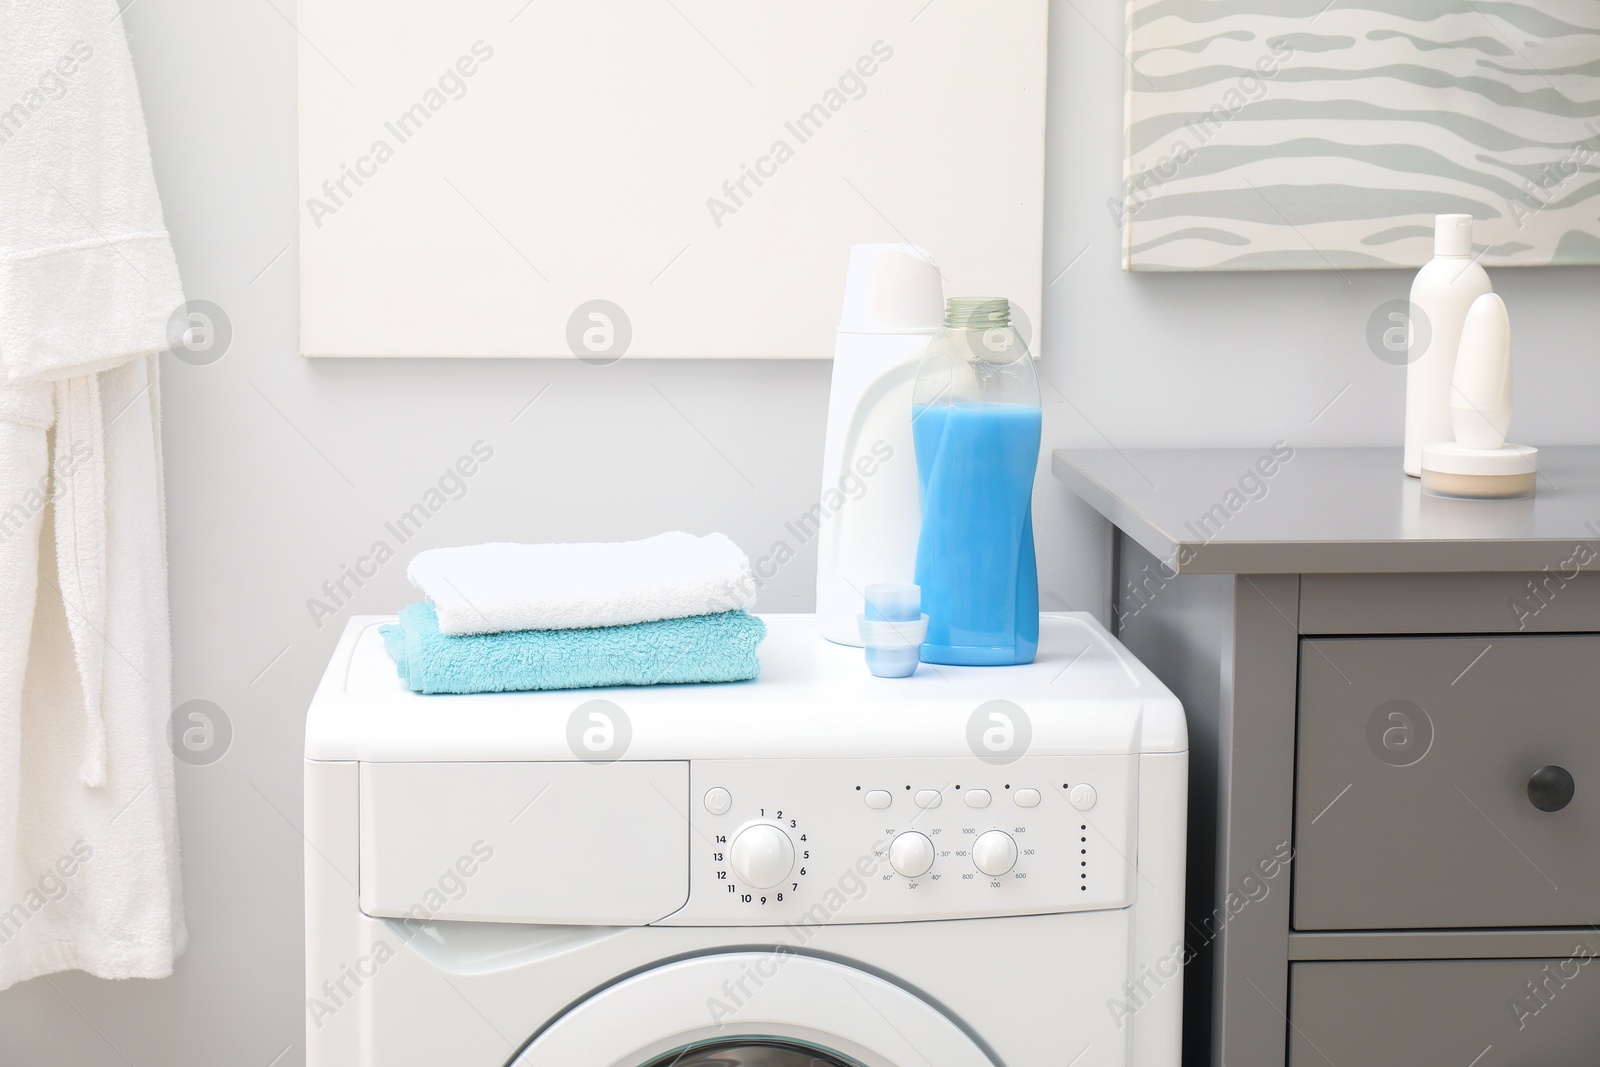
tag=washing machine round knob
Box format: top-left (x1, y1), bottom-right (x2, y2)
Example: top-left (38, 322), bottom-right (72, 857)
top-left (730, 824), bottom-right (795, 889)
top-left (972, 830), bottom-right (1018, 877)
top-left (889, 832), bottom-right (935, 878)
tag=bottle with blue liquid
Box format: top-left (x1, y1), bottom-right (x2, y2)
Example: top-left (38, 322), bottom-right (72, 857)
top-left (912, 298), bottom-right (1040, 665)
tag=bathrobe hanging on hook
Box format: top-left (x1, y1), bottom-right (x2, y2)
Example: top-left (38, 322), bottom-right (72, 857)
top-left (0, 0), bottom-right (186, 989)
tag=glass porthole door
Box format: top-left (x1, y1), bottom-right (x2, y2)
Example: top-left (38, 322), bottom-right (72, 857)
top-left (639, 1039), bottom-right (862, 1066)
top-left (513, 952), bottom-right (996, 1067)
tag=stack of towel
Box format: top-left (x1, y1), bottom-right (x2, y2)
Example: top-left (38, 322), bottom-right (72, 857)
top-left (380, 532), bottom-right (765, 694)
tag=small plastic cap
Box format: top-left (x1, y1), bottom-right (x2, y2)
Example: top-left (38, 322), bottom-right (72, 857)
top-left (1435, 214), bottom-right (1475, 257)
top-left (865, 645), bottom-right (921, 678)
top-left (858, 614), bottom-right (929, 678)
top-left (837, 244), bottom-right (944, 333)
top-left (864, 583), bottom-right (921, 623)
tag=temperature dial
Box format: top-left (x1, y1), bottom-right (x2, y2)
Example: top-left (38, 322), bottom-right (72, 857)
top-left (730, 824), bottom-right (795, 889)
top-left (889, 832), bottom-right (935, 878)
top-left (972, 830), bottom-right (1018, 877)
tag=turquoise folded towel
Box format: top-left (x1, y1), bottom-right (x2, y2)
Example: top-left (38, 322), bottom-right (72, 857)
top-left (379, 602), bottom-right (766, 694)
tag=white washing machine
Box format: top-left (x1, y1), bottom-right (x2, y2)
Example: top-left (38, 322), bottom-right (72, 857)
top-left (304, 613), bottom-right (1187, 1067)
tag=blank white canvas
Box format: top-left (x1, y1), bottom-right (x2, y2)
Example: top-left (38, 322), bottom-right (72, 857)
top-left (297, 0), bottom-right (1048, 358)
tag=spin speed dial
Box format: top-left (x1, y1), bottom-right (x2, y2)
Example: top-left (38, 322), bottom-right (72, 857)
top-left (729, 824), bottom-right (795, 889)
top-left (972, 830), bottom-right (1018, 877)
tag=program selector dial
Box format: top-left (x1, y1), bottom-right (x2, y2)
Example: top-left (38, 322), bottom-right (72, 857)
top-left (888, 832), bottom-right (935, 878)
top-left (972, 830), bottom-right (1018, 877)
top-left (729, 823), bottom-right (795, 889)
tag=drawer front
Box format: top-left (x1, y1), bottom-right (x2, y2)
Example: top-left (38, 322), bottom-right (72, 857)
top-left (359, 761), bottom-right (690, 924)
top-left (1291, 957), bottom-right (1600, 1066)
top-left (1295, 635), bottom-right (1600, 930)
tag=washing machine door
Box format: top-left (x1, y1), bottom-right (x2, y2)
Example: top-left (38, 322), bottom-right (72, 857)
top-left (638, 1042), bottom-right (902, 1066)
top-left (512, 951), bottom-right (997, 1067)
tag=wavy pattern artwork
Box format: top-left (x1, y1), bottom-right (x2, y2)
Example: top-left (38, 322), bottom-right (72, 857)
top-left (1123, 0), bottom-right (1600, 270)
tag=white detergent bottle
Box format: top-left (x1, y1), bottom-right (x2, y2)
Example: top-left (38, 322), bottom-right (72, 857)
top-left (1404, 214), bottom-right (1493, 476)
top-left (815, 244), bottom-right (943, 646)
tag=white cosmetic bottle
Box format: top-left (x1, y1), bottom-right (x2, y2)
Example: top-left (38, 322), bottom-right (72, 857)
top-left (815, 244), bottom-right (942, 646)
top-left (1450, 293), bottom-right (1513, 450)
top-left (1404, 214), bottom-right (1492, 477)
top-left (1420, 292), bottom-right (1538, 499)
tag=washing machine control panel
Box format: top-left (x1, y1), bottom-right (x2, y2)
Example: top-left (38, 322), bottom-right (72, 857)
top-left (656, 755), bottom-right (1137, 926)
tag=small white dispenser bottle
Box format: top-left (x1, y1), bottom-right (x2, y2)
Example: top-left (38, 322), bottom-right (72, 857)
top-left (1405, 214), bottom-right (1493, 476)
top-left (1421, 293), bottom-right (1538, 499)
top-left (815, 244), bottom-right (943, 646)
top-left (1450, 293), bottom-right (1513, 451)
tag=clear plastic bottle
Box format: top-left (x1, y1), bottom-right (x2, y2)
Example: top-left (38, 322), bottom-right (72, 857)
top-left (912, 298), bottom-right (1041, 666)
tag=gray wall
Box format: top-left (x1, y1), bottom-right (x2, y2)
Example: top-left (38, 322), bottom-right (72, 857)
top-left (3, 0), bottom-right (1598, 1063)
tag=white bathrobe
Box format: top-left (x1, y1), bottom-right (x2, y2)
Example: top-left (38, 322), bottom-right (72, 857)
top-left (0, 0), bottom-right (186, 988)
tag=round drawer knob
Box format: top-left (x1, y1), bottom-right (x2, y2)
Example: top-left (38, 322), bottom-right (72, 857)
top-left (1528, 766), bottom-right (1576, 812)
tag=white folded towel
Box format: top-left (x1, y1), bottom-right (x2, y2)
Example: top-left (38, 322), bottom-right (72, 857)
top-left (409, 532), bottom-right (756, 635)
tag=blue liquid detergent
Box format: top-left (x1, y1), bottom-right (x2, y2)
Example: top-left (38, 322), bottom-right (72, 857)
top-left (913, 402), bottom-right (1041, 665)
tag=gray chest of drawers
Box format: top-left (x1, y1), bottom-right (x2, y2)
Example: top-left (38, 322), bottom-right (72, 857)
top-left (1056, 446), bottom-right (1600, 1067)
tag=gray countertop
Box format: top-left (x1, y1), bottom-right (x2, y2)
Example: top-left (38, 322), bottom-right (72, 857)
top-left (1053, 446), bottom-right (1600, 574)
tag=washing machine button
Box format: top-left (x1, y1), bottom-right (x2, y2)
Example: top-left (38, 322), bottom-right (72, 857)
top-left (914, 789), bottom-right (942, 809)
top-left (730, 824), bottom-right (795, 889)
top-left (964, 789), bottom-right (992, 808)
top-left (889, 832), bottom-right (935, 878)
top-left (1014, 788), bottom-right (1041, 808)
top-left (1069, 783), bottom-right (1098, 811)
top-left (972, 830), bottom-right (1018, 877)
top-left (864, 789), bottom-right (892, 810)
top-left (703, 787), bottom-right (732, 815)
